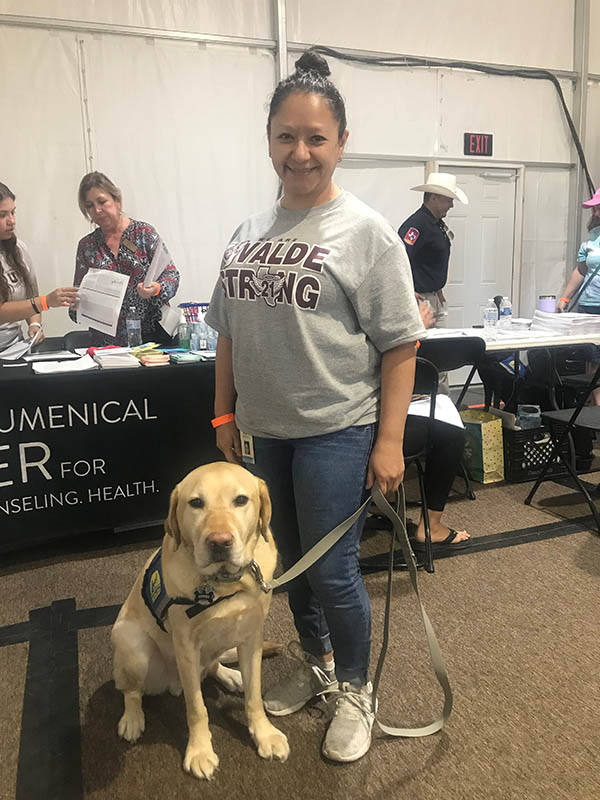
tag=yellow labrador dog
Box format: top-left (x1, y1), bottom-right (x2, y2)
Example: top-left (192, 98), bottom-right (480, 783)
top-left (111, 462), bottom-right (289, 779)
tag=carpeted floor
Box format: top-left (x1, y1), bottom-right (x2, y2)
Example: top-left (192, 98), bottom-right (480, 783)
top-left (1, 471), bottom-right (600, 800)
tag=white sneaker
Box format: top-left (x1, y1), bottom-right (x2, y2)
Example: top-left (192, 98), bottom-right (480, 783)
top-left (263, 643), bottom-right (336, 717)
top-left (322, 681), bottom-right (375, 762)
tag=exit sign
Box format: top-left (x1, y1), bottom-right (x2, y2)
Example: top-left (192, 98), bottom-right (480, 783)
top-left (464, 132), bottom-right (493, 156)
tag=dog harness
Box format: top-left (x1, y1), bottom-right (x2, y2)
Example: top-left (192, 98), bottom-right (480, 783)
top-left (141, 548), bottom-right (268, 632)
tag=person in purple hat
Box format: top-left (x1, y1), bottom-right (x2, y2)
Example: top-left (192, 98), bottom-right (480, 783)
top-left (557, 188), bottom-right (600, 314)
top-left (557, 187), bottom-right (600, 403)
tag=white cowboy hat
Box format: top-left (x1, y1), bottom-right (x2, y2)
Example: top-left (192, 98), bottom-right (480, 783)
top-left (410, 172), bottom-right (469, 204)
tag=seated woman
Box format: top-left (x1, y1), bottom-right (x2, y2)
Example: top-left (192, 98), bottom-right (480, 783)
top-left (401, 295), bottom-right (471, 553)
top-left (404, 400), bottom-right (470, 553)
top-left (0, 182), bottom-right (77, 353)
top-left (70, 172), bottom-right (180, 347)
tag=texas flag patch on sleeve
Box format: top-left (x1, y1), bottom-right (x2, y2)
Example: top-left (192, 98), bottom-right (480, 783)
top-left (403, 227), bottom-right (420, 246)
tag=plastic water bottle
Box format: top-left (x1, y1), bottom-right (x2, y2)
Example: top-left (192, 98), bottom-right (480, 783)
top-left (189, 321), bottom-right (203, 350)
top-left (205, 323), bottom-right (218, 351)
top-left (483, 299), bottom-right (498, 339)
top-left (125, 306), bottom-right (142, 347)
top-left (499, 296), bottom-right (513, 329)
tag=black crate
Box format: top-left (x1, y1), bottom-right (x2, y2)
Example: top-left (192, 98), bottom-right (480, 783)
top-left (503, 425), bottom-right (569, 483)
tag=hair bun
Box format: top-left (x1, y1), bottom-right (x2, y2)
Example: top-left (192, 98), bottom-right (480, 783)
top-left (294, 49), bottom-right (330, 78)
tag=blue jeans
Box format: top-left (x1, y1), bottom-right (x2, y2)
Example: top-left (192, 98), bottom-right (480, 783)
top-left (245, 424), bottom-right (375, 684)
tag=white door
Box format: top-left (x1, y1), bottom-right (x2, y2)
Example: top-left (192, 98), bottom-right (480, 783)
top-left (440, 166), bottom-right (517, 385)
top-left (442, 166), bottom-right (516, 326)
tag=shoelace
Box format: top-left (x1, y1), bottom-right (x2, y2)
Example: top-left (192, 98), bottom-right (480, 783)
top-left (286, 641), bottom-right (336, 697)
top-left (320, 684), bottom-right (377, 719)
top-left (321, 684), bottom-right (374, 724)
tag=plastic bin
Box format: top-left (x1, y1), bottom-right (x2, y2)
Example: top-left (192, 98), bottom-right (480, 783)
top-left (502, 425), bottom-right (569, 483)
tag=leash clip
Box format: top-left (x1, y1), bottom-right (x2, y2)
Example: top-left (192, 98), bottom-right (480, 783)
top-left (248, 560), bottom-right (270, 593)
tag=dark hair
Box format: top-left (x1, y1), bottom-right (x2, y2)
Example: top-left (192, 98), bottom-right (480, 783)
top-left (588, 208), bottom-right (600, 231)
top-left (267, 49), bottom-right (347, 138)
top-left (78, 171), bottom-right (122, 219)
top-left (0, 182), bottom-right (35, 303)
top-left (423, 192), bottom-right (432, 203)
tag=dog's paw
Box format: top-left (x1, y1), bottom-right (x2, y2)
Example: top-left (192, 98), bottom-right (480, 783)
top-left (214, 664), bottom-right (244, 693)
top-left (117, 709), bottom-right (145, 743)
top-left (183, 745), bottom-right (220, 780)
top-left (253, 724), bottom-right (290, 762)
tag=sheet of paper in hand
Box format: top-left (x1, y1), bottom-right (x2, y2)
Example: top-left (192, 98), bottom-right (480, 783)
top-left (77, 268), bottom-right (129, 337)
top-left (144, 238), bottom-right (172, 288)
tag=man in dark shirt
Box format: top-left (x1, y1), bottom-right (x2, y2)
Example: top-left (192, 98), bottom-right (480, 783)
top-left (398, 172), bottom-right (468, 390)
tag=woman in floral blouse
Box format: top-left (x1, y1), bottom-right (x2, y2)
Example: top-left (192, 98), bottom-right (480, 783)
top-left (71, 172), bottom-right (180, 346)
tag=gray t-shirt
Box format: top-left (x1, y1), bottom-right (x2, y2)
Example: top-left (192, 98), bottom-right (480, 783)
top-left (0, 240), bottom-right (38, 351)
top-left (206, 190), bottom-right (424, 439)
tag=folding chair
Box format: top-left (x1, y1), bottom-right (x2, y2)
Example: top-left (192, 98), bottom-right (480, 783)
top-left (418, 335), bottom-right (487, 500)
top-left (524, 362), bottom-right (600, 535)
top-left (418, 336), bottom-right (486, 402)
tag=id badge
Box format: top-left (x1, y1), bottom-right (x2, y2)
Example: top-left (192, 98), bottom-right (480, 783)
top-left (239, 431), bottom-right (255, 465)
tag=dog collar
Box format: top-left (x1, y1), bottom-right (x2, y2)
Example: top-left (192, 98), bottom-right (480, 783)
top-left (215, 560), bottom-right (269, 593)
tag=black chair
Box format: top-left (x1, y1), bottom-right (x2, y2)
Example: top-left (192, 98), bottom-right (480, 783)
top-left (418, 335), bottom-right (487, 500)
top-left (524, 362), bottom-right (600, 535)
top-left (418, 335), bottom-right (486, 407)
top-left (63, 329), bottom-right (92, 352)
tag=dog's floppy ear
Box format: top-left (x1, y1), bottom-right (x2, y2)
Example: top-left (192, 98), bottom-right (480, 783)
top-left (257, 478), bottom-right (272, 541)
top-left (165, 484), bottom-right (181, 547)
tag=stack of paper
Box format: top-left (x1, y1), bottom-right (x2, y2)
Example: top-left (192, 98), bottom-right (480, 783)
top-left (32, 355), bottom-right (98, 374)
top-left (0, 338), bottom-right (32, 361)
top-left (93, 351), bottom-right (141, 369)
top-left (509, 318), bottom-right (532, 332)
top-left (170, 352), bottom-right (203, 364)
top-left (530, 309), bottom-right (600, 335)
top-left (140, 352), bottom-right (169, 367)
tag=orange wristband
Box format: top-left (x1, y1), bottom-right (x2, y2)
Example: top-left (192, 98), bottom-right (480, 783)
top-left (560, 297), bottom-right (570, 304)
top-left (40, 295), bottom-right (49, 311)
top-left (211, 413), bottom-right (235, 429)
top-left (152, 284), bottom-right (161, 297)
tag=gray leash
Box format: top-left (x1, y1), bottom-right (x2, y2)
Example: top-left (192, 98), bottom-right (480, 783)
top-left (264, 483), bottom-right (453, 737)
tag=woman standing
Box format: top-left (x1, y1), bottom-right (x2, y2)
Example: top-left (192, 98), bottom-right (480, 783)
top-left (0, 182), bottom-right (77, 353)
top-left (206, 50), bottom-right (424, 763)
top-left (557, 188), bottom-right (600, 314)
top-left (71, 172), bottom-right (180, 346)
top-left (557, 189), bottom-right (600, 403)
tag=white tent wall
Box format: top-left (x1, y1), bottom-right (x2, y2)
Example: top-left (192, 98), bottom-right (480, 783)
top-left (0, 1), bottom-right (595, 339)
top-left (521, 170), bottom-right (571, 316)
top-left (287, 0), bottom-right (575, 71)
top-left (586, 82), bottom-right (600, 197)
top-left (0, 1), bottom-right (273, 39)
top-left (590, 0), bottom-right (600, 74)
top-left (0, 25), bottom-right (91, 338)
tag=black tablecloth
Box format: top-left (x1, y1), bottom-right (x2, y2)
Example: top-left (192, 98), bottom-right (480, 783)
top-left (0, 361), bottom-right (220, 552)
